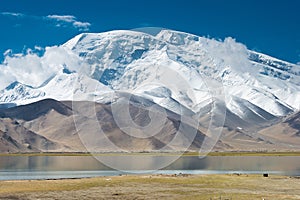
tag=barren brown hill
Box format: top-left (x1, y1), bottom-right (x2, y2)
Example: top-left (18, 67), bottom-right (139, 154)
top-left (0, 118), bottom-right (66, 152)
top-left (0, 99), bottom-right (211, 152)
top-left (0, 98), bottom-right (299, 153)
top-left (259, 111), bottom-right (300, 149)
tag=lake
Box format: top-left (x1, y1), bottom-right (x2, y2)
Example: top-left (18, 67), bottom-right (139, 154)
top-left (0, 155), bottom-right (299, 180)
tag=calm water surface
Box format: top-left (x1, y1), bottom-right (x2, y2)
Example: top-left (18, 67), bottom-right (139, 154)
top-left (0, 155), bottom-right (299, 180)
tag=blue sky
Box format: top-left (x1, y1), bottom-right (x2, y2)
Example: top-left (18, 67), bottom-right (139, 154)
top-left (0, 0), bottom-right (299, 64)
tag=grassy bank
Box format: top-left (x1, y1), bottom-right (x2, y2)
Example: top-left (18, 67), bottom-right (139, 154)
top-left (0, 174), bottom-right (299, 199)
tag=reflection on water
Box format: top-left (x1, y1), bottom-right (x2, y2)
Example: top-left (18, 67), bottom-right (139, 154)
top-left (0, 156), bottom-right (111, 171)
top-left (0, 155), bottom-right (299, 180)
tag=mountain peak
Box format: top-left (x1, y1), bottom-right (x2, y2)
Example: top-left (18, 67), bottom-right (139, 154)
top-left (1, 81), bottom-right (45, 103)
top-left (5, 81), bottom-right (22, 90)
top-left (156, 29), bottom-right (200, 45)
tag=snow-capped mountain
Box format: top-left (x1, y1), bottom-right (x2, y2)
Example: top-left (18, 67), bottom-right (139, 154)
top-left (0, 29), bottom-right (299, 123)
top-left (0, 81), bottom-right (45, 103)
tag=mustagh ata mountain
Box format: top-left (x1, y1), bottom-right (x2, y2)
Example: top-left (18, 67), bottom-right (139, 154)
top-left (0, 29), bottom-right (299, 153)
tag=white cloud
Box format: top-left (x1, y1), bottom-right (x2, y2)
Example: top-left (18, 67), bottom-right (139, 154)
top-left (34, 46), bottom-right (44, 51)
top-left (0, 46), bottom-right (86, 90)
top-left (3, 49), bottom-right (12, 57)
top-left (47, 15), bottom-right (76, 23)
top-left (1, 12), bottom-right (91, 31)
top-left (73, 21), bottom-right (91, 31)
top-left (204, 37), bottom-right (252, 73)
top-left (0, 64), bottom-right (17, 89)
top-left (1, 12), bottom-right (24, 17)
top-left (47, 15), bottom-right (91, 31)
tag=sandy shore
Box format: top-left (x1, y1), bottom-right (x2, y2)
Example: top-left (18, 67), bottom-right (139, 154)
top-left (0, 174), bottom-right (300, 200)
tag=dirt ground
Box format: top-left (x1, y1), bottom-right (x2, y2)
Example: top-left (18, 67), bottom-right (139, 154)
top-left (0, 174), bottom-right (300, 200)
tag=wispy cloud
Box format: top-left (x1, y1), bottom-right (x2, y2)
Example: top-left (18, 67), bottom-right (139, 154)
top-left (46, 15), bottom-right (91, 31)
top-left (47, 15), bottom-right (75, 23)
top-left (1, 12), bottom-right (24, 17)
top-left (1, 12), bottom-right (91, 31)
top-left (73, 21), bottom-right (91, 31)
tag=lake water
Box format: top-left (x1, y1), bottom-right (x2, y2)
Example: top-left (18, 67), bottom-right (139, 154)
top-left (0, 155), bottom-right (299, 180)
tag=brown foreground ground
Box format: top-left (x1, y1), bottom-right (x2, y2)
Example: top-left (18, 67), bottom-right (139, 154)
top-left (0, 174), bottom-right (300, 200)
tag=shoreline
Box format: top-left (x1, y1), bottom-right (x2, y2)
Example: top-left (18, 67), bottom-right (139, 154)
top-left (1, 151), bottom-right (300, 157)
top-left (2, 170), bottom-right (296, 182)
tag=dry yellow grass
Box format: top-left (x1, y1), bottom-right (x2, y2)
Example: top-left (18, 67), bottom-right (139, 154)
top-left (0, 174), bottom-right (300, 199)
